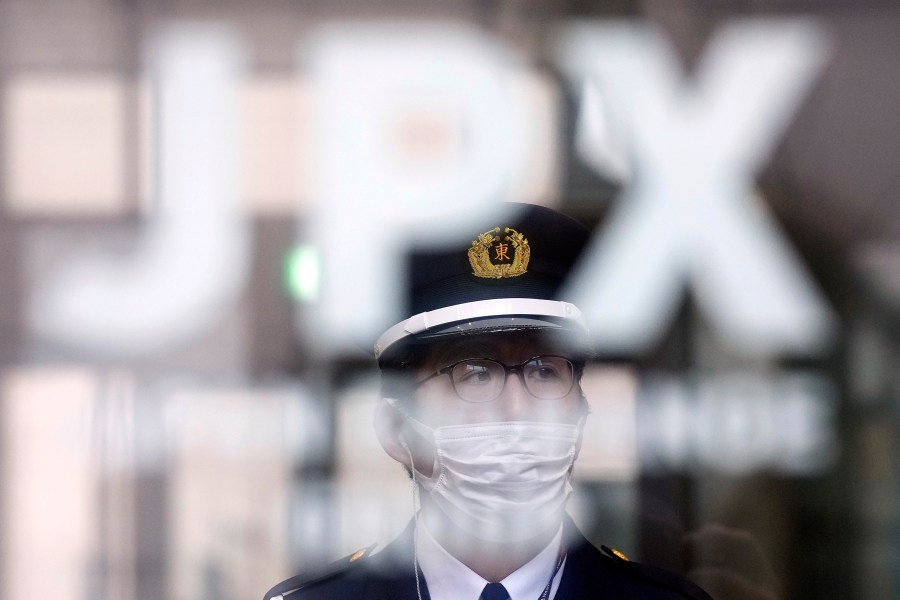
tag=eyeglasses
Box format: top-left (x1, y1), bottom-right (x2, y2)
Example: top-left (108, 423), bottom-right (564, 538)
top-left (416, 355), bottom-right (577, 403)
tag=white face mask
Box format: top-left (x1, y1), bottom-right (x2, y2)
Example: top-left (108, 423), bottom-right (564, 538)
top-left (396, 405), bottom-right (582, 543)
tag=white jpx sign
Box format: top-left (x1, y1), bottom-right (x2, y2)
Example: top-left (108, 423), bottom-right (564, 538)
top-left (31, 20), bottom-right (836, 360)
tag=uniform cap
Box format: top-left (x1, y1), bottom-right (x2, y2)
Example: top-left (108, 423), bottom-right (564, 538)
top-left (375, 203), bottom-right (592, 368)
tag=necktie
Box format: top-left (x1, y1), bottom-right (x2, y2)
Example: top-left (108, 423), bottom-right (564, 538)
top-left (479, 582), bottom-right (511, 600)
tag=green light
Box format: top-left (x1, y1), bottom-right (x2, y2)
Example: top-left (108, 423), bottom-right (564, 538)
top-left (284, 245), bottom-right (319, 302)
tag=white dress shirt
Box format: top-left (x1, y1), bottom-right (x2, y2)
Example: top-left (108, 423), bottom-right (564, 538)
top-left (415, 517), bottom-right (566, 600)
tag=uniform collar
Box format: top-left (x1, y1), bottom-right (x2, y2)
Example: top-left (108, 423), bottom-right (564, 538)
top-left (415, 514), bottom-right (565, 600)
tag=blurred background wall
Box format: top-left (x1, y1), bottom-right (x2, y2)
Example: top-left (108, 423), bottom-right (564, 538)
top-left (0, 1), bottom-right (898, 599)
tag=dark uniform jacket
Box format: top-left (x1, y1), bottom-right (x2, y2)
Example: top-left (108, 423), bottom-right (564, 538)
top-left (263, 516), bottom-right (713, 600)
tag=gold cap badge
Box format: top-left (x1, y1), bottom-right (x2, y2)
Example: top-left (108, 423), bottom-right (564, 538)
top-left (468, 227), bottom-right (530, 279)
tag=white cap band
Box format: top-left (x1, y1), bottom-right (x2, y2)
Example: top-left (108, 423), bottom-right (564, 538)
top-left (374, 298), bottom-right (587, 359)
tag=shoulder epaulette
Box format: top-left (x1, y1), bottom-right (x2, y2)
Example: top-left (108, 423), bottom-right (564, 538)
top-left (262, 543), bottom-right (377, 600)
top-left (601, 545), bottom-right (631, 562)
top-left (600, 545), bottom-right (713, 600)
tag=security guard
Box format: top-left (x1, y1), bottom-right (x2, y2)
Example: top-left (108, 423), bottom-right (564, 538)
top-left (264, 203), bottom-right (712, 600)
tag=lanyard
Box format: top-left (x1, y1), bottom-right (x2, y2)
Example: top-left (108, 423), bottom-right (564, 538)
top-left (536, 546), bottom-right (566, 600)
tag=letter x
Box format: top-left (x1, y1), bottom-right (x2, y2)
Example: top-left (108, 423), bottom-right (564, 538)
top-left (557, 19), bottom-right (837, 356)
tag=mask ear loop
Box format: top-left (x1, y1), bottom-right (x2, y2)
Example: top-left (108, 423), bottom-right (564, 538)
top-left (566, 412), bottom-right (589, 479)
top-left (402, 438), bottom-right (425, 600)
